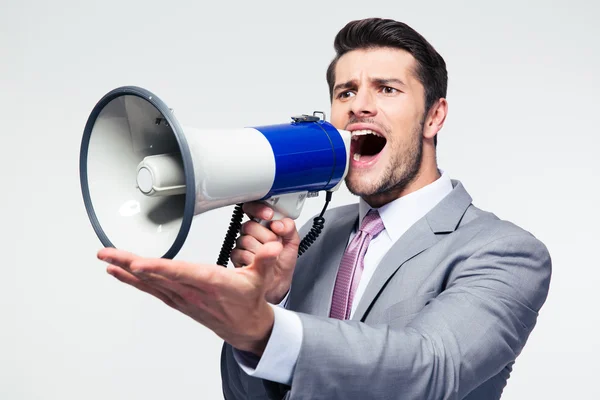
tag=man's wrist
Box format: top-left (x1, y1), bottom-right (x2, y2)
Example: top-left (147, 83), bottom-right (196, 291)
top-left (234, 301), bottom-right (274, 356)
top-left (266, 283), bottom-right (291, 304)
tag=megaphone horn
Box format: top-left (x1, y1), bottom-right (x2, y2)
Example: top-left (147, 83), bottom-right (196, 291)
top-left (80, 86), bottom-right (351, 260)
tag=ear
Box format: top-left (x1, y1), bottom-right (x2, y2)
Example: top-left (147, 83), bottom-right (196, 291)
top-left (423, 98), bottom-right (448, 140)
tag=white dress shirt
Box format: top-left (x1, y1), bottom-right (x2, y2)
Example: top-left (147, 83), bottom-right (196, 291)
top-left (233, 171), bottom-right (454, 385)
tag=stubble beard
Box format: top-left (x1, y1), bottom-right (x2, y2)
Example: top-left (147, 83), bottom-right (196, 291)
top-left (345, 123), bottom-right (423, 199)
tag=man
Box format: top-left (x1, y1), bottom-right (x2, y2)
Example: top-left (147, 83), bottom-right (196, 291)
top-left (100, 18), bottom-right (552, 400)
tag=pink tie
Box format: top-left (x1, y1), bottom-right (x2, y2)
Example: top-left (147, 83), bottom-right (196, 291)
top-left (330, 209), bottom-right (385, 320)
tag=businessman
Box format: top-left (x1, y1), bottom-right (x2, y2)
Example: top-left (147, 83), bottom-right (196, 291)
top-left (100, 18), bottom-right (552, 399)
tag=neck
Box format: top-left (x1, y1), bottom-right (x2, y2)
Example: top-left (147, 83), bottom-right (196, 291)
top-left (362, 150), bottom-right (440, 208)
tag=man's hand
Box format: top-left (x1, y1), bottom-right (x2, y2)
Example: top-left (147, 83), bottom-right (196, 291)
top-left (230, 202), bottom-right (300, 304)
top-left (98, 241), bottom-right (284, 356)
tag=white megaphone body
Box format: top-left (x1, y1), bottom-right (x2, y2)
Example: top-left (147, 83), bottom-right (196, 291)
top-left (80, 86), bottom-right (351, 260)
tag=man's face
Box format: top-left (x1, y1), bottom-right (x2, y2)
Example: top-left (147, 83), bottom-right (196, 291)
top-left (330, 47), bottom-right (426, 200)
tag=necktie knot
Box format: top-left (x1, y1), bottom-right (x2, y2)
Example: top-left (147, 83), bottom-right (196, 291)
top-left (359, 209), bottom-right (385, 238)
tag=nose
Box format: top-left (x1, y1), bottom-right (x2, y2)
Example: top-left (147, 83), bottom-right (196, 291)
top-left (349, 90), bottom-right (377, 118)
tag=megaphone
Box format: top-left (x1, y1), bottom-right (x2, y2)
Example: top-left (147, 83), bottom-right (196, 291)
top-left (80, 86), bottom-right (351, 260)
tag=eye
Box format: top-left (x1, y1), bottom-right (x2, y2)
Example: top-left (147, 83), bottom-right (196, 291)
top-left (337, 91), bottom-right (355, 99)
top-left (381, 86), bottom-right (398, 95)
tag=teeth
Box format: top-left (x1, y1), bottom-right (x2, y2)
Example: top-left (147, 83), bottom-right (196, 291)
top-left (353, 153), bottom-right (361, 161)
top-left (351, 129), bottom-right (381, 139)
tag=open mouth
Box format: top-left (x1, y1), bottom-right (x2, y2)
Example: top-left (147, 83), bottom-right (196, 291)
top-left (350, 130), bottom-right (387, 163)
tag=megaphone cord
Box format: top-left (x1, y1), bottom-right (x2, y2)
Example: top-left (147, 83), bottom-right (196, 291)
top-left (216, 204), bottom-right (245, 267)
top-left (297, 191), bottom-right (332, 257)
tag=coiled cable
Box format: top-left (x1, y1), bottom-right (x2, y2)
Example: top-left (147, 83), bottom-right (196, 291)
top-left (297, 191), bottom-right (332, 257)
top-left (216, 203), bottom-right (245, 267)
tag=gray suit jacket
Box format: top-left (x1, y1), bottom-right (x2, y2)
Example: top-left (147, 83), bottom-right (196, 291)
top-left (221, 180), bottom-right (552, 399)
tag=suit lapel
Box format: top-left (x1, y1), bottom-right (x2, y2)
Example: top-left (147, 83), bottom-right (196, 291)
top-left (351, 180), bottom-right (473, 321)
top-left (350, 219), bottom-right (437, 321)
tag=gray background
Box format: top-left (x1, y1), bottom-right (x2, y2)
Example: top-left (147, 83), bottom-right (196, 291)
top-left (1, 0), bottom-right (598, 398)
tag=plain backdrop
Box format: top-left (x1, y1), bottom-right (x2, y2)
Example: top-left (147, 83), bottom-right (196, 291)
top-left (1, 0), bottom-right (598, 398)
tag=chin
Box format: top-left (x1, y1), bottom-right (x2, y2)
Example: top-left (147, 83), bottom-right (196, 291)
top-left (345, 173), bottom-right (381, 197)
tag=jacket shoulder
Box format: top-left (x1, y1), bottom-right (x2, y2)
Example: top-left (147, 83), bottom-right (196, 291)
top-left (458, 204), bottom-right (549, 252)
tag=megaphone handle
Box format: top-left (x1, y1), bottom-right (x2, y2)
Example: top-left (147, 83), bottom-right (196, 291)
top-left (258, 192), bottom-right (307, 222)
top-left (252, 210), bottom-right (286, 228)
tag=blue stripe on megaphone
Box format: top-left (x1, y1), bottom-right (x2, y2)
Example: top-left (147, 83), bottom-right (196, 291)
top-left (253, 120), bottom-right (347, 198)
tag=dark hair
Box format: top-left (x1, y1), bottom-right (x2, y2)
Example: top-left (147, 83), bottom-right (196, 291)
top-left (326, 18), bottom-right (448, 146)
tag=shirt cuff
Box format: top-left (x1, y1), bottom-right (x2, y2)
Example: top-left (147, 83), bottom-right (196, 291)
top-left (232, 303), bottom-right (302, 385)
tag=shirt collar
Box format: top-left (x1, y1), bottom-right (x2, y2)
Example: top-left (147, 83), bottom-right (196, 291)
top-left (358, 170), bottom-right (454, 242)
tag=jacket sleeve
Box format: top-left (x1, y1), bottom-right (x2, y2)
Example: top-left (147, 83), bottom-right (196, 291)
top-left (286, 233), bottom-right (552, 400)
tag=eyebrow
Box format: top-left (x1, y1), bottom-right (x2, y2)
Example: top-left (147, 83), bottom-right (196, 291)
top-left (333, 77), bottom-right (406, 93)
top-left (373, 78), bottom-right (406, 87)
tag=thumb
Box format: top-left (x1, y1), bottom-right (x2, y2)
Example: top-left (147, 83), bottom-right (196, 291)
top-left (271, 219), bottom-right (300, 266)
top-left (249, 241), bottom-right (283, 281)
top-left (270, 218), bottom-right (300, 248)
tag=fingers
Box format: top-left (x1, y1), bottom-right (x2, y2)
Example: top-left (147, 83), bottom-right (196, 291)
top-left (99, 248), bottom-right (206, 301)
top-left (128, 257), bottom-right (225, 290)
top-left (243, 202), bottom-right (274, 221)
top-left (120, 242), bottom-right (281, 289)
top-left (230, 248), bottom-right (255, 268)
top-left (236, 232), bottom-right (262, 254)
top-left (240, 220), bottom-right (279, 244)
top-left (231, 220), bottom-right (280, 268)
top-left (98, 247), bottom-right (140, 270)
top-left (106, 264), bottom-right (180, 308)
